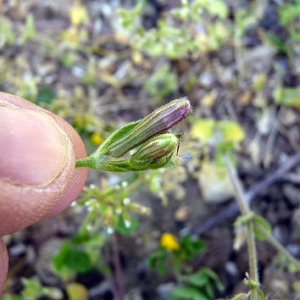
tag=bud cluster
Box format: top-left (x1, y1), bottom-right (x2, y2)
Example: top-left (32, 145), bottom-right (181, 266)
top-left (75, 98), bottom-right (191, 172)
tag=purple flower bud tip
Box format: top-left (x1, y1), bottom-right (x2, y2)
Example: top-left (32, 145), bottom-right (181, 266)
top-left (160, 97), bottom-right (192, 130)
top-left (134, 97), bottom-right (192, 137)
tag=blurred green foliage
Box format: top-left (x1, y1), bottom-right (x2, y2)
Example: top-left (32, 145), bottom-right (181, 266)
top-left (119, 0), bottom-right (230, 58)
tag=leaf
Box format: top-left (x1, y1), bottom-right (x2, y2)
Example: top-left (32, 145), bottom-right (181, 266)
top-left (180, 268), bottom-right (224, 293)
top-left (20, 14), bottom-right (36, 42)
top-left (116, 215), bottom-right (139, 234)
top-left (66, 282), bottom-right (88, 300)
top-left (253, 215), bottom-right (272, 241)
top-left (273, 86), bottom-right (300, 107)
top-left (64, 249), bottom-right (91, 273)
top-left (118, 4), bottom-right (143, 31)
top-left (233, 226), bottom-right (247, 251)
top-left (147, 248), bottom-right (168, 275)
top-left (72, 230), bottom-right (105, 247)
top-left (190, 119), bottom-right (215, 141)
top-left (35, 87), bottom-right (55, 104)
top-left (1, 296), bottom-right (23, 300)
top-left (218, 121), bottom-right (245, 143)
top-left (263, 33), bottom-right (288, 54)
top-left (179, 270), bottom-right (209, 287)
top-left (0, 17), bottom-right (16, 47)
top-left (167, 285), bottom-right (210, 300)
top-left (21, 276), bottom-right (44, 298)
top-left (52, 242), bottom-right (91, 273)
top-left (207, 0), bottom-right (228, 18)
top-left (279, 4), bottom-right (300, 25)
top-left (231, 293), bottom-right (248, 300)
top-left (199, 267), bottom-right (224, 291)
top-left (179, 234), bottom-right (205, 259)
top-left (252, 73), bottom-right (267, 92)
top-left (258, 289), bottom-right (265, 300)
top-left (234, 212), bottom-right (255, 228)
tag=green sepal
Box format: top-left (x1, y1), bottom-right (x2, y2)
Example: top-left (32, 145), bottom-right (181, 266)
top-left (99, 154), bottom-right (175, 172)
top-left (130, 153), bottom-right (174, 170)
top-left (94, 120), bottom-right (140, 158)
top-left (77, 153), bottom-right (175, 172)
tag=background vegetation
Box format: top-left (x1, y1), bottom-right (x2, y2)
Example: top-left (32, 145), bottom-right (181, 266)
top-left (1, 0), bottom-right (300, 299)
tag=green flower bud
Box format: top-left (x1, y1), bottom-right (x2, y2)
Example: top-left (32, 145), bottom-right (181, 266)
top-left (100, 97), bottom-right (191, 158)
top-left (129, 133), bottom-right (178, 169)
top-left (75, 98), bottom-right (191, 172)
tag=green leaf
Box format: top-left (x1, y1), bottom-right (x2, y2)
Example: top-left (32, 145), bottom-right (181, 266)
top-left (66, 282), bottom-right (88, 300)
top-left (207, 0), bottom-right (228, 18)
top-left (258, 289), bottom-right (265, 300)
top-left (279, 4), bottom-right (300, 25)
top-left (52, 242), bottom-right (91, 273)
top-left (273, 86), bottom-right (300, 107)
top-left (199, 267), bottom-right (225, 291)
top-left (0, 17), bottom-right (16, 47)
top-left (118, 4), bottom-right (143, 32)
top-left (253, 215), bottom-right (272, 241)
top-left (1, 296), bottom-right (23, 300)
top-left (231, 293), bottom-right (248, 300)
top-left (72, 229), bottom-right (105, 247)
top-left (35, 87), bottom-right (55, 104)
top-left (179, 268), bottom-right (224, 295)
top-left (234, 212), bottom-right (255, 228)
top-left (216, 140), bottom-right (236, 153)
top-left (190, 119), bottom-right (215, 141)
top-left (218, 121), bottom-right (245, 143)
top-left (64, 249), bottom-right (91, 273)
top-left (180, 270), bottom-right (208, 287)
top-left (147, 248), bottom-right (168, 275)
top-left (20, 14), bottom-right (36, 42)
top-left (116, 215), bottom-right (139, 234)
top-left (167, 285), bottom-right (210, 300)
top-left (263, 33), bottom-right (288, 54)
top-left (179, 234), bottom-right (205, 259)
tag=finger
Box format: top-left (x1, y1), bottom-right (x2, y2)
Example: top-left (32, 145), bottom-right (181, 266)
top-left (0, 239), bottom-right (8, 295)
top-left (0, 92), bottom-right (88, 235)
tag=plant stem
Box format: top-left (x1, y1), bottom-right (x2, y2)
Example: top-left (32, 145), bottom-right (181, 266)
top-left (112, 234), bottom-right (125, 300)
top-left (225, 154), bottom-right (259, 300)
top-left (256, 223), bottom-right (300, 270)
top-left (246, 221), bottom-right (259, 287)
top-left (75, 156), bottom-right (96, 168)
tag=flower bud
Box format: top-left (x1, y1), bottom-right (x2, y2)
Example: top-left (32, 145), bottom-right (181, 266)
top-left (76, 98), bottom-right (191, 172)
top-left (129, 133), bottom-right (178, 169)
top-left (107, 97), bottom-right (191, 157)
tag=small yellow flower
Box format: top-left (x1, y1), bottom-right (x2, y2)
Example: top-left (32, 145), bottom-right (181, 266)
top-left (160, 233), bottom-right (180, 251)
top-left (90, 133), bottom-right (104, 145)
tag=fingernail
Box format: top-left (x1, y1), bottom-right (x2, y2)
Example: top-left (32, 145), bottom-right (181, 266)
top-left (0, 107), bottom-right (68, 186)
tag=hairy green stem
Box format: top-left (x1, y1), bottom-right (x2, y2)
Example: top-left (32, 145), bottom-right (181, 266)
top-left (75, 156), bottom-right (96, 168)
top-left (225, 154), bottom-right (259, 300)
